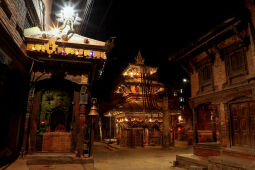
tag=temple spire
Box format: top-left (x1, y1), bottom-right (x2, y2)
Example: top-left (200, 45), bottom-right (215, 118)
top-left (135, 50), bottom-right (144, 65)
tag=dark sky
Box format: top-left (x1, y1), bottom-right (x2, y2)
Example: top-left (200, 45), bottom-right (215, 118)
top-left (83, 0), bottom-right (245, 101)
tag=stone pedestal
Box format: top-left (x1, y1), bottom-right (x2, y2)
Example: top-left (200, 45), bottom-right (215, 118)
top-left (194, 143), bottom-right (221, 157)
top-left (208, 155), bottom-right (255, 170)
top-left (42, 132), bottom-right (71, 152)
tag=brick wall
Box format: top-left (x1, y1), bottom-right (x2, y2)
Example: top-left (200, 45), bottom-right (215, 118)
top-left (190, 71), bottom-right (199, 97)
top-left (194, 147), bottom-right (220, 157)
top-left (223, 150), bottom-right (255, 160)
top-left (246, 0), bottom-right (255, 28)
top-left (42, 132), bottom-right (71, 152)
top-left (246, 38), bottom-right (255, 75)
top-left (0, 0), bottom-right (45, 49)
top-left (0, 0), bottom-right (26, 47)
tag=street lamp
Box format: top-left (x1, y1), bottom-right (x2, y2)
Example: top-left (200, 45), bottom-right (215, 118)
top-left (88, 98), bottom-right (99, 157)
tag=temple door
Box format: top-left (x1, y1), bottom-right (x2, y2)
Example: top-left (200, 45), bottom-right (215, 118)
top-left (231, 103), bottom-right (240, 146)
top-left (231, 103), bottom-right (250, 147)
top-left (127, 129), bottom-right (133, 147)
top-left (135, 129), bottom-right (143, 147)
top-left (240, 103), bottom-right (249, 146)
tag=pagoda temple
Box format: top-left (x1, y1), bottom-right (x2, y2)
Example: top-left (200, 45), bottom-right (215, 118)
top-left (105, 51), bottom-right (165, 147)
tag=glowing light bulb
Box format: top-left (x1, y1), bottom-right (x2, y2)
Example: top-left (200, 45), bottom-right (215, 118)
top-left (63, 6), bottom-right (74, 19)
top-left (75, 50), bottom-right (79, 55)
top-left (178, 115), bottom-right (183, 121)
top-left (61, 48), bottom-right (66, 55)
top-left (90, 51), bottom-right (93, 57)
top-left (32, 45), bottom-right (35, 51)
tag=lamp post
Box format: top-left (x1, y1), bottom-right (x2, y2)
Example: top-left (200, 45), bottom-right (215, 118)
top-left (88, 98), bottom-right (98, 157)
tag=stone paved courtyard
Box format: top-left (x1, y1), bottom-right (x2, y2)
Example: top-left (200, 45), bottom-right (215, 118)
top-left (94, 142), bottom-right (192, 170)
top-left (4, 142), bottom-right (192, 170)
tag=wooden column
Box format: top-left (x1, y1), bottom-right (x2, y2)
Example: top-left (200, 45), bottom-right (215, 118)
top-left (28, 90), bottom-right (41, 153)
top-left (225, 103), bottom-right (231, 148)
top-left (162, 95), bottom-right (170, 147)
top-left (77, 85), bottom-right (87, 157)
top-left (22, 87), bottom-right (34, 152)
top-left (192, 108), bottom-right (198, 144)
top-left (72, 91), bottom-right (80, 152)
top-left (89, 116), bottom-right (95, 156)
top-left (78, 104), bottom-right (86, 156)
top-left (145, 128), bottom-right (149, 145)
top-left (119, 127), bottom-right (122, 142)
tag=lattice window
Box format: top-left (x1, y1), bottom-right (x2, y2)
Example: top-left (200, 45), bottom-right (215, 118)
top-left (198, 60), bottom-right (213, 92)
top-left (224, 43), bottom-right (248, 83)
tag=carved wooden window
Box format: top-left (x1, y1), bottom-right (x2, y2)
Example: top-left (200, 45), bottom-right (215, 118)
top-left (224, 43), bottom-right (247, 83)
top-left (198, 61), bottom-right (213, 92)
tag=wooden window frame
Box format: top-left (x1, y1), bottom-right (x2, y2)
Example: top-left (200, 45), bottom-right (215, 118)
top-left (198, 59), bottom-right (214, 93)
top-left (224, 43), bottom-right (248, 85)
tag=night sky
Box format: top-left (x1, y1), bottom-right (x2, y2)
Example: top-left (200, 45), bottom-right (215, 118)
top-left (82, 0), bottom-right (245, 102)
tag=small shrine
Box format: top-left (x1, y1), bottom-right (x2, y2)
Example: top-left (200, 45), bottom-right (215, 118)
top-left (105, 51), bottom-right (165, 147)
top-left (22, 7), bottom-right (112, 156)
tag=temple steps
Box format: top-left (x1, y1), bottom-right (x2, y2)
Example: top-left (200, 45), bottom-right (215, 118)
top-left (175, 153), bottom-right (255, 169)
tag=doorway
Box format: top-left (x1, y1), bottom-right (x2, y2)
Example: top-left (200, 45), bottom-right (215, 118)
top-left (230, 101), bottom-right (255, 147)
top-left (50, 109), bottom-right (66, 132)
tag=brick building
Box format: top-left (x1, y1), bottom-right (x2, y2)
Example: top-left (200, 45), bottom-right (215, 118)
top-left (170, 0), bottom-right (255, 169)
top-left (0, 0), bottom-right (44, 166)
top-left (167, 84), bottom-right (193, 146)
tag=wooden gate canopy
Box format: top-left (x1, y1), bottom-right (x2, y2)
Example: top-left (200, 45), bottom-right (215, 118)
top-left (24, 27), bottom-right (111, 61)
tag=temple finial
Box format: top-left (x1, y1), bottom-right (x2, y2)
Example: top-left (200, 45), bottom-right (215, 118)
top-left (135, 50), bottom-right (144, 65)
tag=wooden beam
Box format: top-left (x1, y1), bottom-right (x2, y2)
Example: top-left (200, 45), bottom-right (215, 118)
top-left (175, 19), bottom-right (241, 62)
top-left (179, 63), bottom-right (192, 75)
top-left (55, 41), bottom-right (106, 51)
top-left (232, 25), bottom-right (247, 47)
top-left (205, 49), bottom-right (215, 63)
top-left (38, 57), bottom-right (92, 64)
